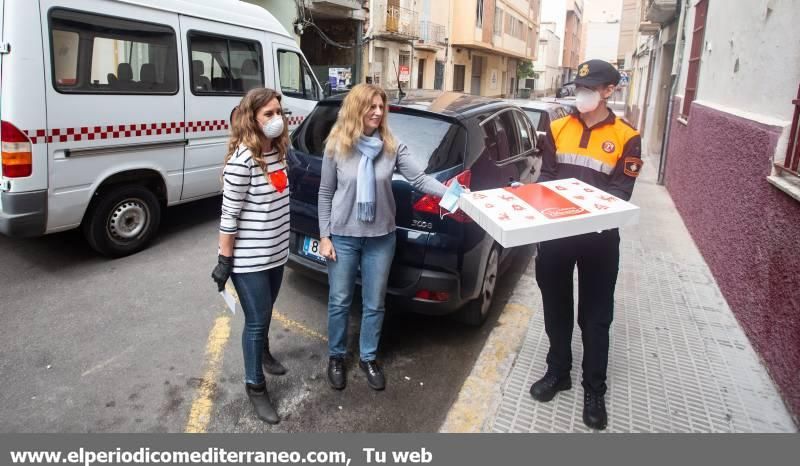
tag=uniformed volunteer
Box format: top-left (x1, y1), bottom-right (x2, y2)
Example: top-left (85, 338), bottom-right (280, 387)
top-left (530, 59), bottom-right (642, 430)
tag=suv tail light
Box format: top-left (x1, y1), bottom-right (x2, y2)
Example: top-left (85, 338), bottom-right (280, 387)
top-left (1, 121), bottom-right (33, 178)
top-left (415, 289), bottom-right (450, 302)
top-left (412, 169), bottom-right (473, 223)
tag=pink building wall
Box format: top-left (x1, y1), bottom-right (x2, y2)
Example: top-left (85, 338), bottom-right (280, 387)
top-left (664, 99), bottom-right (800, 422)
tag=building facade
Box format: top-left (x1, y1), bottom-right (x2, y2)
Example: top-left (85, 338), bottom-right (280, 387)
top-left (250, 1), bottom-right (541, 97)
top-left (650, 0), bottom-right (800, 422)
top-left (617, 0), bottom-right (639, 67)
top-left (580, 0), bottom-right (622, 65)
top-left (539, 0), bottom-right (583, 85)
top-left (447, 0), bottom-right (541, 97)
top-left (532, 22), bottom-right (562, 97)
top-left (244, 0), bottom-right (368, 93)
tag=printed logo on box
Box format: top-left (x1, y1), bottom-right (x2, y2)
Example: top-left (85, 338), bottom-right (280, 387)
top-left (503, 184), bottom-right (589, 220)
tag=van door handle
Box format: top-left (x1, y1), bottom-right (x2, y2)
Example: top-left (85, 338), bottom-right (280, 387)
top-left (284, 108), bottom-right (293, 116)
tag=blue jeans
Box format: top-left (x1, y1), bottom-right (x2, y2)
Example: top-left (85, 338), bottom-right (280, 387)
top-left (231, 266), bottom-right (284, 385)
top-left (327, 233), bottom-right (396, 362)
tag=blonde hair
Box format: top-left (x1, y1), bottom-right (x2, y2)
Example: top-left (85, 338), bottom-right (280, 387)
top-left (324, 83), bottom-right (397, 158)
top-left (225, 88), bottom-right (289, 170)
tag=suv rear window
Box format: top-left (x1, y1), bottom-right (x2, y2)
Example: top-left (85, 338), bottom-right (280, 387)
top-left (295, 104), bottom-right (460, 170)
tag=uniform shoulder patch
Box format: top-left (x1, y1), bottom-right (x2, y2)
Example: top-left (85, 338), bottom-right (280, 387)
top-left (624, 157), bottom-right (643, 177)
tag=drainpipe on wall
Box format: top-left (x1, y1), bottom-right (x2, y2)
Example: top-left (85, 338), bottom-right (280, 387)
top-left (354, 19), bottom-right (364, 84)
top-left (656, 0), bottom-right (689, 186)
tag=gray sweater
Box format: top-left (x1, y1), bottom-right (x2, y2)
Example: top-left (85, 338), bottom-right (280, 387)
top-left (318, 143), bottom-right (448, 238)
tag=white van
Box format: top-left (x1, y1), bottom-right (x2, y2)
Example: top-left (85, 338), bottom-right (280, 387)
top-left (0, 0), bottom-right (322, 256)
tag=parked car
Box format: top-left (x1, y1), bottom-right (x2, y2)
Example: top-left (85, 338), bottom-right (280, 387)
top-left (287, 90), bottom-right (539, 325)
top-left (0, 0), bottom-right (322, 256)
top-left (503, 99), bottom-right (571, 149)
top-left (556, 83), bottom-right (575, 97)
top-left (554, 97), bottom-right (578, 113)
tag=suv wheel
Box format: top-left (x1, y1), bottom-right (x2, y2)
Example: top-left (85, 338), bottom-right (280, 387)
top-left (82, 184), bottom-right (162, 257)
top-left (457, 245), bottom-right (499, 326)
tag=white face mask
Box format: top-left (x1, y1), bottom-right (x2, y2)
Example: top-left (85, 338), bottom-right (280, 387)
top-left (262, 116), bottom-right (284, 139)
top-left (575, 88), bottom-right (603, 113)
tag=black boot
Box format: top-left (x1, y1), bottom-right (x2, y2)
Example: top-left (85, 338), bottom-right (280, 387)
top-left (327, 357), bottom-right (346, 390)
top-left (529, 372), bottom-right (571, 402)
top-left (262, 340), bottom-right (286, 375)
top-left (245, 383), bottom-right (279, 425)
top-left (359, 360), bottom-right (386, 391)
top-left (582, 390), bottom-right (607, 430)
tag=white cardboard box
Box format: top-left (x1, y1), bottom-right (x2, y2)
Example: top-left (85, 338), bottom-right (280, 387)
top-left (458, 178), bottom-right (640, 248)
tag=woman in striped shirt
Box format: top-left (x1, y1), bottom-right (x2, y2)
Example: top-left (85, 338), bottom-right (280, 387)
top-left (211, 88), bottom-right (290, 424)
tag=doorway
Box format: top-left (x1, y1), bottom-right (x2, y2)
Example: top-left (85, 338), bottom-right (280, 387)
top-left (471, 55), bottom-right (483, 95)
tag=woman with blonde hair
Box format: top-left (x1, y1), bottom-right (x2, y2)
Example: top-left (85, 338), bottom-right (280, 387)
top-left (318, 83), bottom-right (447, 391)
top-left (211, 88), bottom-right (291, 424)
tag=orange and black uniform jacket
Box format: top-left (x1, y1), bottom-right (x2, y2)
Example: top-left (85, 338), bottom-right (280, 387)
top-left (539, 109), bottom-right (642, 201)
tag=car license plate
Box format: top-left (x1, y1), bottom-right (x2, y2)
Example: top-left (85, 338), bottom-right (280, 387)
top-left (301, 236), bottom-right (326, 262)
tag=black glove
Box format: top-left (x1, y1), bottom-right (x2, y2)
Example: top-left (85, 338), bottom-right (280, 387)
top-left (211, 255), bottom-right (234, 292)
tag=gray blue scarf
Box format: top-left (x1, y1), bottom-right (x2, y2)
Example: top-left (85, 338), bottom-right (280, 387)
top-left (356, 134), bottom-right (384, 223)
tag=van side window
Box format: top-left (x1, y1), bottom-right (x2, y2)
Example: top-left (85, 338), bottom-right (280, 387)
top-left (189, 33), bottom-right (263, 95)
top-left (277, 50), bottom-right (319, 101)
top-left (49, 9), bottom-right (178, 94)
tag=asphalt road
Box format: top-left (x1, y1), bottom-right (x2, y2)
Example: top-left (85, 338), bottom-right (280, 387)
top-left (0, 197), bottom-right (533, 433)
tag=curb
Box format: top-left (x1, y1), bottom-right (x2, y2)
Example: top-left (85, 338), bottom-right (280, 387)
top-left (439, 257), bottom-right (538, 433)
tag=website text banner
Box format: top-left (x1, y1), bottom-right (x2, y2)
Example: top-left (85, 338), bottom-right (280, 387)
top-left (2, 434), bottom-right (798, 466)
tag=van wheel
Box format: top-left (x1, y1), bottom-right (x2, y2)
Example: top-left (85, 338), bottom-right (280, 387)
top-left (457, 245), bottom-right (499, 326)
top-left (82, 184), bottom-right (161, 257)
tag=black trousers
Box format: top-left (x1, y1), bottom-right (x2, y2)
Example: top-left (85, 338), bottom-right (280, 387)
top-left (535, 229), bottom-right (620, 395)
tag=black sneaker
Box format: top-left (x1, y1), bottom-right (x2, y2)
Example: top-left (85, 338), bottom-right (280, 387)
top-left (583, 390), bottom-right (608, 430)
top-left (529, 372), bottom-right (572, 402)
top-left (327, 357), bottom-right (346, 390)
top-left (359, 360), bottom-right (385, 391)
top-left (245, 383), bottom-right (279, 425)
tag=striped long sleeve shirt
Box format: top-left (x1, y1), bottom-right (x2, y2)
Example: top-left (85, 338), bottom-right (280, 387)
top-left (220, 145), bottom-right (290, 274)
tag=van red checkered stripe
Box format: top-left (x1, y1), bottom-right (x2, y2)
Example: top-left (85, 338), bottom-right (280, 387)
top-left (23, 116), bottom-right (304, 144)
top-left (287, 115), bottom-right (305, 126)
top-left (184, 120), bottom-right (229, 133)
top-left (23, 120), bottom-right (230, 144)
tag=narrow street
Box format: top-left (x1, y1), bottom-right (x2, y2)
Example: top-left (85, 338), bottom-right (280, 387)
top-left (0, 197), bottom-right (533, 432)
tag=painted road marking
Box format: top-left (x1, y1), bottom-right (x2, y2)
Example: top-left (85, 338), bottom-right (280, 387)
top-left (439, 302), bottom-right (534, 433)
top-left (184, 313), bottom-right (231, 433)
top-left (185, 286), bottom-right (326, 432)
top-left (273, 311), bottom-right (327, 343)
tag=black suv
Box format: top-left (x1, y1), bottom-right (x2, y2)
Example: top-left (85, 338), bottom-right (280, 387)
top-left (287, 90), bottom-right (539, 325)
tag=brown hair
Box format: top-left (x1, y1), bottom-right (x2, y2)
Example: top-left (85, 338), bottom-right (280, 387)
top-left (225, 88), bottom-right (289, 170)
top-left (324, 83), bottom-right (397, 158)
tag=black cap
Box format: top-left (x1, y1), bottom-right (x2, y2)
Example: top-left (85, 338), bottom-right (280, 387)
top-left (568, 59), bottom-right (621, 88)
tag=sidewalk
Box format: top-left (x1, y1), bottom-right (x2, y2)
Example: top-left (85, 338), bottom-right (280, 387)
top-left (442, 151), bottom-right (798, 433)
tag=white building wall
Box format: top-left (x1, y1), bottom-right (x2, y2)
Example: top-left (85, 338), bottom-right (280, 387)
top-left (582, 0), bottom-right (621, 22)
top-left (583, 21), bottom-right (620, 63)
top-left (676, 0), bottom-right (799, 122)
top-left (533, 23), bottom-right (562, 95)
top-left (540, 0), bottom-right (567, 67)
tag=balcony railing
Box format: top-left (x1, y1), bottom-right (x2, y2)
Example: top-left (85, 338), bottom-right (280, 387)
top-left (417, 20), bottom-right (446, 48)
top-left (375, 4), bottom-right (419, 40)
